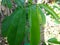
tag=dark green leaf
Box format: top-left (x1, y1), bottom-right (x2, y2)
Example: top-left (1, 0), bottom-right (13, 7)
top-left (2, 7), bottom-right (21, 37)
top-left (7, 7), bottom-right (26, 45)
top-left (14, 0), bottom-right (24, 7)
top-left (2, 7), bottom-right (26, 45)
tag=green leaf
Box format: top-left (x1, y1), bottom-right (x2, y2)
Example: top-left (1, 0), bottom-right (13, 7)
top-left (14, 10), bottom-right (26, 45)
top-left (2, 0), bottom-right (6, 5)
top-left (24, 43), bottom-right (30, 45)
top-left (28, 0), bottom-right (32, 4)
top-left (2, 16), bottom-right (12, 37)
top-left (2, 0), bottom-right (12, 8)
top-left (39, 6), bottom-right (46, 25)
top-left (6, 0), bottom-right (12, 8)
top-left (2, 7), bottom-right (26, 45)
top-left (40, 4), bottom-right (60, 20)
top-left (7, 7), bottom-right (26, 45)
top-left (48, 43), bottom-right (51, 45)
top-left (29, 5), bottom-right (40, 45)
top-left (48, 38), bottom-right (60, 44)
top-left (53, 5), bottom-right (60, 10)
top-left (54, 20), bottom-right (60, 24)
top-left (14, 0), bottom-right (24, 7)
top-left (2, 7), bottom-right (21, 37)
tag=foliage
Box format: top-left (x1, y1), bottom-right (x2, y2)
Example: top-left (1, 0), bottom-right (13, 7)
top-left (1, 0), bottom-right (60, 45)
top-left (48, 38), bottom-right (60, 44)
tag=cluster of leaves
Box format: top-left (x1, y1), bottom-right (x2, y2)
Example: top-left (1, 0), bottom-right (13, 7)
top-left (1, 0), bottom-right (60, 45)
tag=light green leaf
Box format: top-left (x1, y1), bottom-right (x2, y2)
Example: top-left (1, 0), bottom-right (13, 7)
top-left (40, 4), bottom-right (60, 20)
top-left (48, 38), bottom-right (60, 44)
top-left (39, 6), bottom-right (46, 25)
top-left (29, 5), bottom-right (40, 45)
